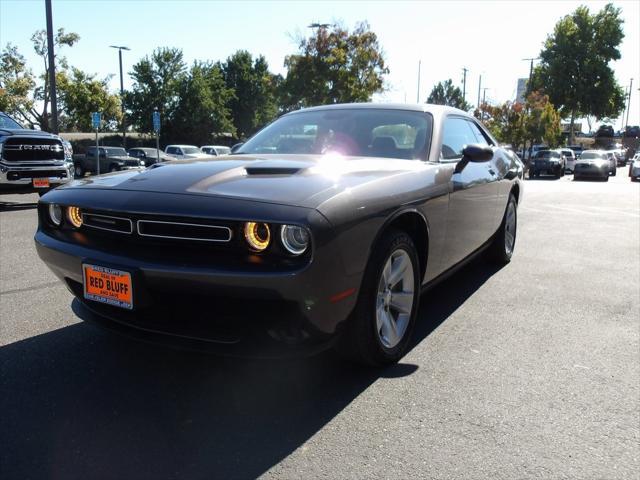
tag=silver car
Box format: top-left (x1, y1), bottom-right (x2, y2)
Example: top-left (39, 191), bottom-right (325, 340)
top-left (574, 150), bottom-right (610, 181)
top-left (629, 154), bottom-right (640, 181)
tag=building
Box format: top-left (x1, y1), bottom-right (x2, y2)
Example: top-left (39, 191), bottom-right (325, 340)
top-left (516, 78), bottom-right (528, 103)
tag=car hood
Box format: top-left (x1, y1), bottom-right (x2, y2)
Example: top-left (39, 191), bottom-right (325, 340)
top-left (57, 154), bottom-right (434, 209)
top-left (0, 128), bottom-right (61, 138)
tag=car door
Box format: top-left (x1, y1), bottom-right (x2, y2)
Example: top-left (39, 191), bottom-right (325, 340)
top-left (440, 116), bottom-right (500, 269)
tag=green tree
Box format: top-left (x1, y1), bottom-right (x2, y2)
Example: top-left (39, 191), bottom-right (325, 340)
top-left (57, 68), bottom-right (121, 132)
top-left (124, 47), bottom-right (186, 134)
top-left (0, 29), bottom-right (79, 130)
top-left (532, 3), bottom-right (626, 142)
top-left (426, 79), bottom-right (471, 111)
top-left (281, 22), bottom-right (388, 110)
top-left (221, 50), bottom-right (278, 139)
top-left (524, 91), bottom-right (562, 150)
top-left (170, 62), bottom-right (235, 145)
top-left (477, 101), bottom-right (526, 150)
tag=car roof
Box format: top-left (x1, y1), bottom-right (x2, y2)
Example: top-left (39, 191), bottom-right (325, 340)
top-left (166, 144), bottom-right (198, 148)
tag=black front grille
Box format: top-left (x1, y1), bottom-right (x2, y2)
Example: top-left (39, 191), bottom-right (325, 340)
top-left (2, 137), bottom-right (65, 162)
top-left (137, 220), bottom-right (232, 242)
top-left (7, 170), bottom-right (68, 180)
top-left (83, 213), bottom-right (133, 234)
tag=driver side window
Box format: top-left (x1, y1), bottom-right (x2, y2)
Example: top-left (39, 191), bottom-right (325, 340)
top-left (441, 117), bottom-right (479, 160)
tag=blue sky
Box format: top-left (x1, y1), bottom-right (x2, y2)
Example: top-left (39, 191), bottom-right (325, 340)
top-left (1, 0), bottom-right (639, 130)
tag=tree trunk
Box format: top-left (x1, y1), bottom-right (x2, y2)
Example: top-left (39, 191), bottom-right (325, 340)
top-left (569, 110), bottom-right (575, 146)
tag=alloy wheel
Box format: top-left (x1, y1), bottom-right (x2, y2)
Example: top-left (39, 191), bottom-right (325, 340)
top-left (504, 201), bottom-right (517, 255)
top-left (376, 249), bottom-right (415, 349)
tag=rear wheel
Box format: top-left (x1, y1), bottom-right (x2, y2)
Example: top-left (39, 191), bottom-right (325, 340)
top-left (336, 229), bottom-right (420, 366)
top-left (489, 194), bottom-right (517, 264)
top-left (74, 164), bottom-right (84, 178)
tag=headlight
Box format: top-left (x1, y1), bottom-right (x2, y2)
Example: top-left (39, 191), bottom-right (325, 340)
top-left (140, 161), bottom-right (145, 166)
top-left (280, 225), bottom-right (310, 255)
top-left (67, 206), bottom-right (83, 228)
top-left (48, 204), bottom-right (62, 226)
top-left (244, 222), bottom-right (270, 251)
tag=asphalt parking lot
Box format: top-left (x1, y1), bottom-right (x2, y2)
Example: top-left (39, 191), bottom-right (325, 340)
top-left (1, 169), bottom-right (638, 480)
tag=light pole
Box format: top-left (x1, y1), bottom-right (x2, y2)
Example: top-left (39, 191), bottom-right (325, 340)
top-left (45, 0), bottom-right (58, 133)
top-left (462, 67), bottom-right (468, 105)
top-left (110, 45), bottom-right (130, 148)
top-left (522, 57), bottom-right (540, 96)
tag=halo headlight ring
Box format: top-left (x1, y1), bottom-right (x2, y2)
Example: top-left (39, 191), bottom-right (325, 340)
top-left (280, 225), bottom-right (310, 256)
top-left (244, 222), bottom-right (271, 252)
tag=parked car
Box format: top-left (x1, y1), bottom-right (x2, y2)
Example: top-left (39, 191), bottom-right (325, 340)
top-left (574, 150), bottom-right (610, 181)
top-left (568, 145), bottom-right (583, 159)
top-left (629, 153), bottom-right (640, 181)
top-left (164, 144), bottom-right (210, 160)
top-left (603, 151), bottom-right (617, 176)
top-left (560, 148), bottom-right (577, 173)
top-left (200, 145), bottom-right (231, 156)
top-left (530, 149), bottom-right (565, 178)
top-left (74, 147), bottom-right (143, 178)
top-left (623, 126), bottom-right (640, 138)
top-left (128, 147), bottom-right (172, 166)
top-left (36, 103), bottom-right (523, 366)
top-left (596, 125), bottom-right (614, 138)
top-left (0, 111), bottom-right (73, 196)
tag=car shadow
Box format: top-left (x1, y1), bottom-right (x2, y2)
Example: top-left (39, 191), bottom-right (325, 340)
top-left (0, 257), bottom-right (500, 479)
top-left (0, 201), bottom-right (38, 212)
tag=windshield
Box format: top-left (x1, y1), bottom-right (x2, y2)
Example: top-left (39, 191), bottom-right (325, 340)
top-left (237, 108), bottom-right (432, 160)
top-left (580, 152), bottom-right (604, 160)
top-left (105, 147), bottom-right (128, 156)
top-left (182, 147), bottom-right (200, 154)
top-left (535, 151), bottom-right (560, 158)
top-left (0, 113), bottom-right (23, 129)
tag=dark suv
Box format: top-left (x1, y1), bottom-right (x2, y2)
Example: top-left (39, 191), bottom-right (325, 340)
top-left (530, 149), bottom-right (566, 179)
top-left (74, 146), bottom-right (143, 177)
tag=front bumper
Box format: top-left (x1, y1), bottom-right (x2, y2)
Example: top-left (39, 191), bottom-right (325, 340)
top-left (34, 197), bottom-right (363, 354)
top-left (0, 162), bottom-right (73, 193)
top-left (574, 164), bottom-right (608, 178)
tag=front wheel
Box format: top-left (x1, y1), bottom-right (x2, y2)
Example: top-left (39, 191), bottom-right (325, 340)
top-left (611, 168), bottom-right (617, 177)
top-left (336, 229), bottom-right (420, 366)
top-left (489, 194), bottom-right (517, 264)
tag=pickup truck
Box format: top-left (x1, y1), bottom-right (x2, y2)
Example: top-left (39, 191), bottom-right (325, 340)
top-left (73, 146), bottom-right (144, 177)
top-left (0, 111), bottom-right (74, 196)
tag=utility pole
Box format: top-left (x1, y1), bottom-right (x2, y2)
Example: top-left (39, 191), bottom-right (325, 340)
top-left (522, 57), bottom-right (540, 96)
top-left (462, 67), bottom-right (468, 104)
top-left (481, 88), bottom-right (489, 121)
top-left (625, 78), bottom-right (633, 129)
top-left (417, 60), bottom-right (421, 103)
top-left (110, 46), bottom-right (130, 149)
top-left (477, 74), bottom-right (482, 108)
top-left (45, 0), bottom-right (58, 134)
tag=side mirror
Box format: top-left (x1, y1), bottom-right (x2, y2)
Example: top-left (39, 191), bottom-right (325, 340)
top-left (454, 144), bottom-right (493, 174)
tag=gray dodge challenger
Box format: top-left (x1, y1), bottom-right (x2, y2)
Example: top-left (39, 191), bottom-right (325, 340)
top-left (35, 103), bottom-right (523, 365)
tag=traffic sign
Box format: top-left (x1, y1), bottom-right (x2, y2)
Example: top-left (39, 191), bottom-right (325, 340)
top-left (153, 111), bottom-right (160, 133)
top-left (91, 112), bottom-right (101, 130)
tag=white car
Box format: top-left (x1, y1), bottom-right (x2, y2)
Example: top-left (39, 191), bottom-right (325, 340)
top-left (629, 153), bottom-right (640, 181)
top-left (164, 144), bottom-right (210, 160)
top-left (200, 145), bottom-right (231, 156)
top-left (560, 148), bottom-right (577, 173)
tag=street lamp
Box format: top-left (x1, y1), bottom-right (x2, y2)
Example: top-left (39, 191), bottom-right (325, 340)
top-left (110, 45), bottom-right (130, 148)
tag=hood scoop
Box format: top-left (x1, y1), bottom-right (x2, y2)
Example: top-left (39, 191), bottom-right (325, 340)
top-left (245, 166), bottom-right (301, 175)
top-left (244, 159), bottom-right (309, 176)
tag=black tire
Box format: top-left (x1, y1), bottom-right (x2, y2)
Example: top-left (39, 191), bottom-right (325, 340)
top-left (74, 164), bottom-right (84, 178)
top-left (109, 164), bottom-right (119, 173)
top-left (335, 228), bottom-right (421, 366)
top-left (555, 168), bottom-right (562, 179)
top-left (612, 168), bottom-right (617, 176)
top-left (603, 175), bottom-right (609, 182)
top-left (489, 193), bottom-right (517, 265)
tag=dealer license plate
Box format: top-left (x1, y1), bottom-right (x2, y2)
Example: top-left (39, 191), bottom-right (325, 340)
top-left (32, 178), bottom-right (50, 188)
top-left (83, 264), bottom-right (133, 310)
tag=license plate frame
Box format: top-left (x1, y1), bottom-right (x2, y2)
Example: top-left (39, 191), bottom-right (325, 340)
top-left (82, 264), bottom-right (133, 310)
top-left (32, 178), bottom-right (50, 188)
